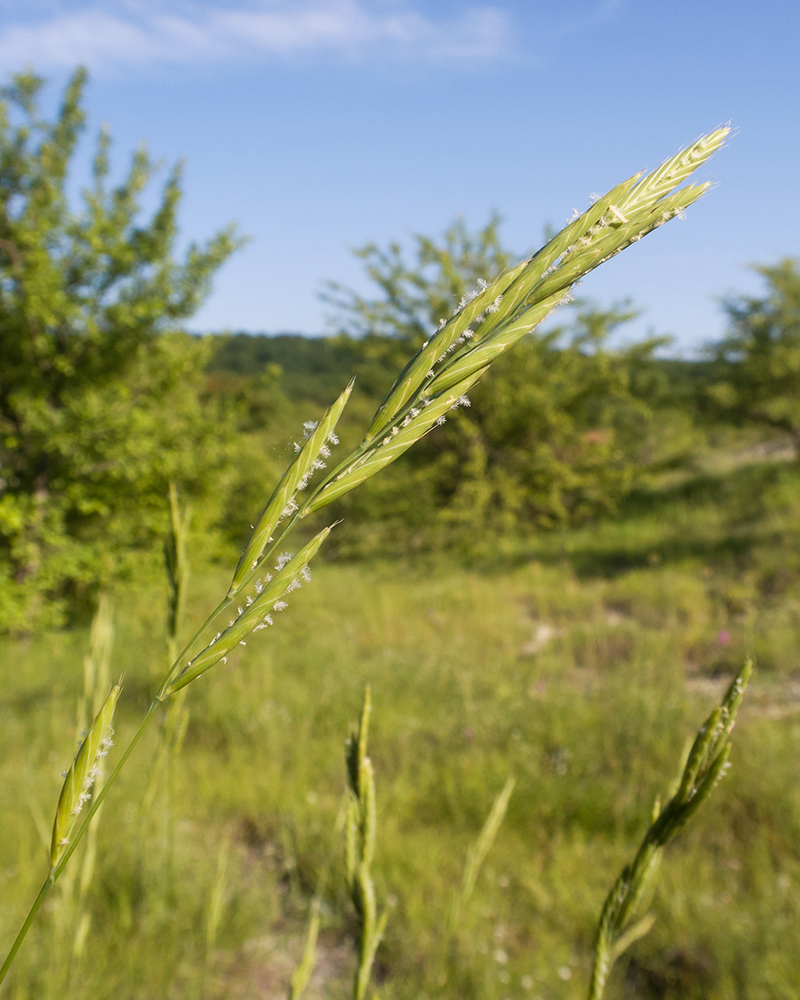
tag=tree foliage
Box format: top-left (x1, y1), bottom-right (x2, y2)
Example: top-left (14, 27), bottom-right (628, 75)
top-left (0, 69), bottom-right (242, 629)
top-left (321, 216), bottom-right (516, 393)
top-left (707, 258), bottom-right (800, 451)
top-left (324, 218), bottom-right (677, 548)
top-left (324, 214), bottom-right (514, 349)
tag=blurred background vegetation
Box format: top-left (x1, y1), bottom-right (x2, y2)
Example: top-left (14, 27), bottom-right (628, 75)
top-left (2, 70), bottom-right (800, 998)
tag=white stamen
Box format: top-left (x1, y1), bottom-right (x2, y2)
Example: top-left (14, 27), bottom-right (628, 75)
top-left (608, 204), bottom-right (629, 223)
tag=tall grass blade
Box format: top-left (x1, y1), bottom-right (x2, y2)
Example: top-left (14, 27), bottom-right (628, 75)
top-left (164, 483), bottom-right (192, 664)
top-left (205, 834), bottom-right (231, 951)
top-left (288, 898), bottom-right (321, 1000)
top-left (448, 776), bottom-right (515, 935)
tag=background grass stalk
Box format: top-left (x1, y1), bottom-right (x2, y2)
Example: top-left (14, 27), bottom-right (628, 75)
top-left (448, 775), bottom-right (515, 937)
top-left (587, 660), bottom-right (752, 1000)
top-left (288, 801), bottom-right (347, 1000)
top-left (143, 486), bottom-right (193, 894)
top-left (288, 898), bottom-right (321, 1000)
top-left (345, 687), bottom-right (388, 1000)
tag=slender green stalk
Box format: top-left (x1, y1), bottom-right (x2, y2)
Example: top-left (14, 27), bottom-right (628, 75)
top-left (205, 835), bottom-right (231, 951)
top-left (0, 877), bottom-right (53, 986)
top-left (162, 595), bottom-right (230, 695)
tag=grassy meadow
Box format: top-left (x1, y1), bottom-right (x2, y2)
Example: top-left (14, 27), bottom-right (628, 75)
top-left (2, 450), bottom-right (800, 1000)
top-left (2, 102), bottom-right (797, 1000)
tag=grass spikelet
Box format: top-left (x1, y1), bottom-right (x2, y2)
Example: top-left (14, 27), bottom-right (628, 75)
top-left (587, 660), bottom-right (751, 1000)
top-left (423, 293), bottom-right (565, 398)
top-left (165, 525), bottom-right (334, 695)
top-left (50, 683), bottom-right (121, 869)
top-left (228, 380), bottom-right (353, 597)
top-left (364, 258), bottom-right (531, 439)
top-left (305, 372), bottom-right (486, 513)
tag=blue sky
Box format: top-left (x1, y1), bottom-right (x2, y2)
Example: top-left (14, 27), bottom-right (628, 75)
top-left (1, 0), bottom-right (798, 351)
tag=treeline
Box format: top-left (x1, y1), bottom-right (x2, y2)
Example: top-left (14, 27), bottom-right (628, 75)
top-left (1, 69), bottom-right (799, 632)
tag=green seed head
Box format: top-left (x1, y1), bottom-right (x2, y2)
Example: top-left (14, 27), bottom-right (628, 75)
top-left (51, 683), bottom-right (121, 868)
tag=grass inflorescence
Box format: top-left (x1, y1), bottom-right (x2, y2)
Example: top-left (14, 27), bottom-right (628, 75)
top-left (0, 130), bottom-right (741, 995)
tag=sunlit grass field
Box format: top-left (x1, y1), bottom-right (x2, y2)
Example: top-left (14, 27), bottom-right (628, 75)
top-left (2, 458), bottom-right (800, 999)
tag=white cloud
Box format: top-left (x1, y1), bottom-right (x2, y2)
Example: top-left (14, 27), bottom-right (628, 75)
top-left (0, 1), bottom-right (513, 74)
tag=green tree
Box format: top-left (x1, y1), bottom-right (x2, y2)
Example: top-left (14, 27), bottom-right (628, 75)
top-left (322, 215), bottom-right (516, 397)
top-left (325, 218), bottom-right (672, 546)
top-left (325, 213), bottom-right (514, 348)
top-left (707, 258), bottom-right (800, 452)
top-left (0, 69), bottom-right (243, 630)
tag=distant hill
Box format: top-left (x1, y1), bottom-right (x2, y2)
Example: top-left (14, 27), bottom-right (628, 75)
top-left (205, 331), bottom-right (360, 403)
